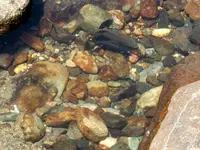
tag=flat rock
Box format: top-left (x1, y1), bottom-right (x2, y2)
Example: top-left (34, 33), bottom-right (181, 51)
top-left (150, 80), bottom-right (200, 149)
top-left (0, 0), bottom-right (30, 35)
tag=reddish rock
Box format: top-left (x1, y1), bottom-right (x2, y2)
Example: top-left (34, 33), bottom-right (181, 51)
top-left (13, 53), bottom-right (28, 67)
top-left (0, 54), bottom-right (13, 69)
top-left (73, 51), bottom-right (98, 74)
top-left (138, 52), bottom-right (200, 150)
top-left (185, 0), bottom-right (200, 20)
top-left (99, 65), bottom-right (118, 81)
top-left (140, 0), bottom-right (158, 19)
top-left (20, 33), bottom-right (44, 52)
top-left (150, 80), bottom-right (200, 149)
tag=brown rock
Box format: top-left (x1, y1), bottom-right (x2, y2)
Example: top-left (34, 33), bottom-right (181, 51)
top-left (20, 33), bottom-right (44, 52)
top-left (10, 84), bottom-right (53, 113)
top-left (127, 116), bottom-right (149, 127)
top-left (39, 17), bottom-right (53, 36)
top-left (139, 52), bottom-right (200, 150)
top-left (99, 65), bottom-right (118, 81)
top-left (73, 51), bottom-right (98, 74)
top-left (104, 51), bottom-right (129, 78)
top-left (0, 54), bottom-right (13, 69)
top-left (77, 107), bottom-right (108, 142)
top-left (13, 53), bottom-right (28, 67)
top-left (20, 113), bottom-right (45, 142)
top-left (150, 80), bottom-right (200, 149)
top-left (140, 0), bottom-right (158, 19)
top-left (25, 61), bottom-right (69, 98)
top-left (185, 0), bottom-right (200, 20)
top-left (87, 80), bottom-right (109, 98)
top-left (45, 107), bottom-right (108, 142)
top-left (63, 77), bottom-right (88, 102)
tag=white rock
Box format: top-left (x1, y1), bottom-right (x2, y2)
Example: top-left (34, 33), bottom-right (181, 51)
top-left (0, 0), bottom-right (30, 35)
top-left (137, 85), bottom-right (163, 109)
top-left (99, 137), bottom-right (117, 150)
top-left (152, 28), bottom-right (171, 37)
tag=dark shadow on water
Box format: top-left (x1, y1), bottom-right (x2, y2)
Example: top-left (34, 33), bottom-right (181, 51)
top-left (0, 2), bottom-right (44, 54)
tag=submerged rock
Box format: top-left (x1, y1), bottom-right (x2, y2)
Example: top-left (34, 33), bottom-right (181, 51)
top-left (20, 113), bottom-right (45, 142)
top-left (80, 4), bottom-right (112, 33)
top-left (150, 81), bottom-right (200, 149)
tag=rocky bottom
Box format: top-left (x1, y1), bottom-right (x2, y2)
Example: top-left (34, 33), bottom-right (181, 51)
top-left (0, 0), bottom-right (200, 150)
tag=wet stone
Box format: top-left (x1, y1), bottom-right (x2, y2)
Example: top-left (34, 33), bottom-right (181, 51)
top-left (75, 139), bottom-right (89, 150)
top-left (162, 55), bottom-right (177, 68)
top-left (140, 0), bottom-right (158, 19)
top-left (101, 112), bottom-right (128, 130)
top-left (13, 53), bottom-right (28, 67)
top-left (144, 107), bottom-right (157, 118)
top-left (157, 73), bottom-right (169, 83)
top-left (168, 12), bottom-right (185, 27)
top-left (158, 10), bottom-right (169, 28)
top-left (136, 82), bottom-right (153, 94)
top-left (52, 139), bottom-right (77, 150)
top-left (110, 142), bottom-right (131, 150)
top-left (146, 75), bottom-right (162, 86)
top-left (0, 54), bottom-right (13, 69)
top-left (122, 125), bottom-right (145, 137)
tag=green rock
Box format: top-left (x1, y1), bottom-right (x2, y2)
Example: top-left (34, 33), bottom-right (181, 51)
top-left (79, 4), bottom-right (112, 33)
top-left (110, 142), bottom-right (131, 150)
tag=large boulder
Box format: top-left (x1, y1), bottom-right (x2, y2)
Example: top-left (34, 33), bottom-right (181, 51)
top-left (0, 0), bottom-right (30, 35)
top-left (138, 52), bottom-right (200, 150)
top-left (150, 80), bottom-right (200, 149)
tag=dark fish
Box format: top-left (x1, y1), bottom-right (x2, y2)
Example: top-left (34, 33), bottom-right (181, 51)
top-left (95, 40), bottom-right (132, 55)
top-left (94, 29), bottom-right (138, 49)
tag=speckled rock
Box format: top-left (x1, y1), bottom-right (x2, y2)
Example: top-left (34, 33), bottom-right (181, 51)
top-left (20, 113), bottom-right (45, 142)
top-left (0, 0), bottom-right (30, 35)
top-left (140, 0), bottom-right (158, 19)
top-left (73, 51), bottom-right (98, 74)
top-left (104, 51), bottom-right (129, 78)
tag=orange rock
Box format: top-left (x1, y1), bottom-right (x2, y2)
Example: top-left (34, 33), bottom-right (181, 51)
top-left (45, 107), bottom-right (108, 142)
top-left (99, 65), bottom-right (118, 81)
top-left (20, 33), bottom-right (44, 52)
top-left (185, 0), bottom-right (200, 20)
top-left (45, 108), bottom-right (77, 126)
top-left (73, 51), bottom-right (98, 74)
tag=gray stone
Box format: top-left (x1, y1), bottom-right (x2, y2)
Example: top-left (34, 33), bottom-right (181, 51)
top-left (0, 0), bottom-right (30, 35)
top-left (110, 142), bottom-right (131, 150)
top-left (139, 62), bottom-right (164, 82)
top-left (52, 139), bottom-right (77, 150)
top-left (136, 82), bottom-right (153, 94)
top-left (101, 112), bottom-right (128, 129)
top-left (150, 80), bottom-right (200, 150)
